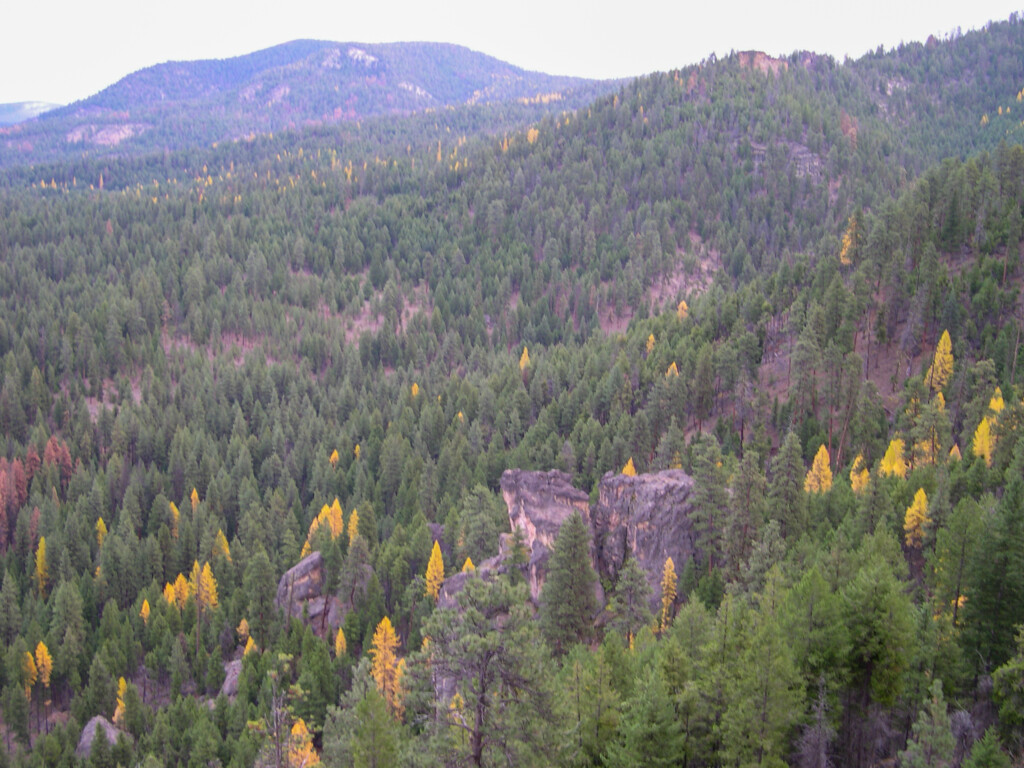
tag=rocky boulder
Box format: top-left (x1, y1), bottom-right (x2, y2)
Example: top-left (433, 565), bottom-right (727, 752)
top-left (592, 469), bottom-right (697, 602)
top-left (76, 715), bottom-right (130, 758)
top-left (275, 551), bottom-right (343, 637)
top-left (500, 469), bottom-right (591, 600)
top-left (220, 659), bottom-right (243, 698)
top-left (498, 468), bottom-right (697, 608)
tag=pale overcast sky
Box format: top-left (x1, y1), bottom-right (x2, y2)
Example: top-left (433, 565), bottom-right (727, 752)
top-left (2, 0), bottom-right (1021, 105)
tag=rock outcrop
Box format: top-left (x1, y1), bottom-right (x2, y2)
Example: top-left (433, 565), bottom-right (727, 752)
top-left (500, 469), bottom-right (591, 600)
top-left (498, 468), bottom-right (697, 608)
top-left (76, 716), bottom-right (130, 758)
top-left (220, 659), bottom-right (243, 698)
top-left (275, 551), bottom-right (342, 637)
top-left (592, 469), bottom-right (696, 603)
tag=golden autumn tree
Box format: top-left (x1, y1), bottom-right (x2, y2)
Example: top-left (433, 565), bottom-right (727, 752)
top-left (677, 300), bottom-right (689, 320)
top-left (22, 651), bottom-right (37, 699)
top-left (462, 557), bottom-right (475, 573)
top-left (804, 445), bottom-right (833, 493)
top-left (95, 517), bottom-right (107, 548)
top-left (622, 458), bottom-right (637, 477)
top-left (190, 487), bottom-right (200, 514)
top-left (904, 488), bottom-right (931, 548)
top-left (646, 334), bottom-right (655, 355)
top-left (850, 454), bottom-right (870, 494)
top-left (347, 508), bottom-right (359, 546)
top-left (425, 541), bottom-right (445, 601)
top-left (334, 628), bottom-right (347, 657)
top-left (328, 498), bottom-right (344, 537)
top-left (989, 387), bottom-right (1005, 414)
top-left (113, 676), bottom-right (127, 725)
top-left (949, 444), bottom-right (962, 462)
top-left (173, 572), bottom-right (191, 608)
top-left (660, 557), bottom-right (678, 634)
top-left (163, 582), bottom-right (177, 606)
top-left (35, 641), bottom-right (53, 730)
top-left (370, 617), bottom-right (404, 718)
top-left (879, 438), bottom-right (907, 479)
top-left (289, 718), bottom-right (321, 767)
top-left (411, 382), bottom-right (420, 399)
top-left (925, 330), bottom-right (954, 392)
top-left (140, 600), bottom-right (150, 625)
top-left (519, 346), bottom-right (531, 371)
top-left (169, 501), bottom-right (180, 538)
top-left (244, 636), bottom-right (257, 656)
top-left (237, 618), bottom-right (250, 643)
top-left (838, 215), bottom-right (857, 266)
top-left (973, 417), bottom-right (994, 467)
top-left (35, 537), bottom-right (48, 596)
top-left (329, 449), bottom-right (339, 468)
top-left (213, 529), bottom-right (231, 561)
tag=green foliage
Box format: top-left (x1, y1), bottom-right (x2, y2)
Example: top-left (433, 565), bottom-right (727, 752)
top-left (539, 512), bottom-right (599, 655)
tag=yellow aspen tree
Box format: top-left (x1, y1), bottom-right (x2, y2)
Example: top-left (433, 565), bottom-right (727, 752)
top-left (329, 449), bottom-right (339, 468)
top-left (949, 444), bottom-right (962, 461)
top-left (334, 628), bottom-right (347, 657)
top-left (660, 557), bottom-right (678, 633)
top-left (904, 488), bottom-right (931, 548)
top-left (411, 382), bottom-right (420, 398)
top-left (199, 563), bottom-right (219, 609)
top-left (289, 718), bottom-right (321, 767)
top-left (677, 300), bottom-right (689, 320)
top-left (425, 541), bottom-right (445, 601)
top-left (244, 636), bottom-right (257, 656)
top-left (173, 572), bottom-right (191, 608)
top-left (237, 618), bottom-right (250, 643)
top-left (850, 454), bottom-right (870, 494)
top-left (646, 334), bottom-right (655, 355)
top-left (163, 582), bottom-right (176, 605)
top-left (989, 387), bottom-right (1005, 414)
top-left (370, 617), bottom-right (404, 718)
top-left (347, 509), bottom-right (359, 546)
top-left (804, 445), bottom-right (833, 493)
top-left (327, 498), bottom-right (344, 538)
top-left (462, 557), bottom-right (475, 572)
top-left (666, 362), bottom-right (679, 377)
top-left (973, 417), bottom-right (994, 467)
top-left (35, 537), bottom-right (48, 596)
top-left (22, 651), bottom-right (37, 699)
top-left (191, 488), bottom-right (200, 513)
top-left (527, 127), bottom-right (539, 144)
top-left (113, 677), bottom-right (127, 724)
top-left (519, 346), bottom-right (531, 371)
top-left (879, 438), bottom-right (908, 478)
top-left (924, 330), bottom-right (954, 392)
top-left (96, 517), bottom-right (107, 547)
top-left (838, 215), bottom-right (856, 266)
top-left (213, 529), bottom-right (231, 561)
top-left (354, 443), bottom-right (361, 460)
top-left (622, 458), bottom-right (637, 476)
top-left (140, 600), bottom-right (151, 625)
top-left (169, 501), bottom-right (180, 538)
top-left (35, 642), bottom-right (52, 689)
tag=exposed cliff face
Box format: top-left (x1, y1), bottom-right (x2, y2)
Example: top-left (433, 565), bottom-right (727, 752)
top-left (497, 468), bottom-right (696, 607)
top-left (592, 469), bottom-right (696, 602)
top-left (500, 469), bottom-right (591, 600)
top-left (275, 551), bottom-right (343, 637)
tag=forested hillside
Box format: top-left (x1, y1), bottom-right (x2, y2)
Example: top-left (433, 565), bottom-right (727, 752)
top-left (0, 40), bottom-right (613, 169)
top-left (0, 15), bottom-right (1023, 768)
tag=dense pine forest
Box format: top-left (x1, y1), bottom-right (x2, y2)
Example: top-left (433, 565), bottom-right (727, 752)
top-left (1, 15), bottom-right (1024, 768)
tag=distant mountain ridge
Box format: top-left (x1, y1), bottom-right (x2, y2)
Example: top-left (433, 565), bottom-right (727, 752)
top-left (0, 101), bottom-right (60, 126)
top-left (0, 40), bottom-right (613, 167)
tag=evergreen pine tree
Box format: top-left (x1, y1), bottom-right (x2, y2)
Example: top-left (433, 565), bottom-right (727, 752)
top-left (539, 512), bottom-right (598, 655)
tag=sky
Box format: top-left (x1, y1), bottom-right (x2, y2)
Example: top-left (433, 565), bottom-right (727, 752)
top-left (2, 0), bottom-right (1021, 105)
